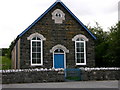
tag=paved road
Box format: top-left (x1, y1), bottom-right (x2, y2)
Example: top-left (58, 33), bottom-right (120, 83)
top-left (2, 80), bottom-right (119, 88)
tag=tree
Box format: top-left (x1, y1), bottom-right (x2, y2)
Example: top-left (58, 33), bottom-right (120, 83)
top-left (88, 22), bottom-right (109, 67)
top-left (105, 22), bottom-right (120, 67)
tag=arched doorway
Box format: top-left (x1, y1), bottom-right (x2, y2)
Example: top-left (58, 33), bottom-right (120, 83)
top-left (53, 49), bottom-right (65, 68)
top-left (50, 44), bottom-right (69, 69)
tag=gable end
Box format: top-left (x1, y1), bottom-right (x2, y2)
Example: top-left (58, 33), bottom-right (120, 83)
top-left (18, 1), bottom-right (96, 40)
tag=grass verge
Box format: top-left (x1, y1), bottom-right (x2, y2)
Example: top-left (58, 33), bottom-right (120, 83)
top-left (0, 56), bottom-right (11, 70)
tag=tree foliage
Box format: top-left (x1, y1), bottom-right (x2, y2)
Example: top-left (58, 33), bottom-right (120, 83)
top-left (88, 22), bottom-right (120, 67)
top-left (106, 22), bottom-right (120, 67)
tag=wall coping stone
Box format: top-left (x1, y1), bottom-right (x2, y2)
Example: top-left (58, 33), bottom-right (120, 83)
top-left (1, 68), bottom-right (64, 73)
top-left (1, 67), bottom-right (120, 73)
top-left (80, 67), bottom-right (120, 71)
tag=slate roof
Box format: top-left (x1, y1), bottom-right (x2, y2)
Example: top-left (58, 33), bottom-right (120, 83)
top-left (18, 0), bottom-right (96, 40)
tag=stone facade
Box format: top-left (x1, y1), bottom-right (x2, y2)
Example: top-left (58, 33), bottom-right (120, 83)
top-left (12, 1), bottom-right (95, 69)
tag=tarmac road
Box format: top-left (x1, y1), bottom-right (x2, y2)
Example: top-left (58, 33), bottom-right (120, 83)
top-left (2, 80), bottom-right (119, 89)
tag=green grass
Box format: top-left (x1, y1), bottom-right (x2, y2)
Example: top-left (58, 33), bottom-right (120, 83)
top-left (66, 77), bottom-right (81, 81)
top-left (0, 56), bottom-right (11, 70)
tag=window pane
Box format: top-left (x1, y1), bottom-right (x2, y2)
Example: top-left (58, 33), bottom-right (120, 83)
top-left (32, 53), bottom-right (36, 58)
top-left (76, 38), bottom-right (84, 41)
top-left (37, 37), bottom-right (41, 40)
top-left (32, 59), bottom-right (36, 64)
top-left (37, 53), bottom-right (41, 58)
top-left (81, 59), bottom-right (84, 63)
top-left (32, 37), bottom-right (36, 40)
top-left (37, 42), bottom-right (41, 46)
top-left (32, 42), bottom-right (36, 46)
top-left (76, 38), bottom-right (80, 41)
top-left (37, 59), bottom-right (41, 63)
top-left (76, 43), bottom-right (80, 48)
top-left (80, 38), bottom-right (84, 41)
top-left (80, 48), bottom-right (84, 52)
top-left (80, 53), bottom-right (84, 59)
top-left (54, 49), bottom-right (64, 53)
top-left (37, 47), bottom-right (41, 52)
top-left (81, 43), bottom-right (84, 48)
top-left (76, 48), bottom-right (80, 52)
top-left (76, 53), bottom-right (80, 59)
top-left (76, 53), bottom-right (84, 63)
top-left (32, 47), bottom-right (36, 52)
top-left (76, 42), bottom-right (84, 48)
top-left (77, 59), bottom-right (80, 63)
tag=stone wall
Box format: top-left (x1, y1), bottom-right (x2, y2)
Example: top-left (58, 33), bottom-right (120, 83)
top-left (2, 68), bottom-right (64, 84)
top-left (2, 68), bottom-right (119, 84)
top-left (80, 68), bottom-right (120, 81)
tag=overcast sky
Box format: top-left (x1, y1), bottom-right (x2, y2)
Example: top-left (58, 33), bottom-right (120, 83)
top-left (0, 0), bottom-right (119, 48)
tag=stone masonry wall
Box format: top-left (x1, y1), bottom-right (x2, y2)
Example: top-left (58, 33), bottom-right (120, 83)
top-left (1, 68), bottom-right (120, 84)
top-left (80, 68), bottom-right (120, 81)
top-left (2, 69), bottom-right (64, 84)
top-left (19, 3), bottom-right (95, 69)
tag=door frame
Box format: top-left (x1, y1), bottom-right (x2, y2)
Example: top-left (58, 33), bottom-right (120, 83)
top-left (53, 50), bottom-right (66, 69)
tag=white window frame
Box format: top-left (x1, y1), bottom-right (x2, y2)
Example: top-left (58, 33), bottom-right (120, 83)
top-left (75, 39), bottom-right (86, 65)
top-left (31, 37), bottom-right (43, 66)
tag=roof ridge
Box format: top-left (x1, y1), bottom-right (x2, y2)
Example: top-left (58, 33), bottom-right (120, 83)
top-left (56, 0), bottom-right (61, 2)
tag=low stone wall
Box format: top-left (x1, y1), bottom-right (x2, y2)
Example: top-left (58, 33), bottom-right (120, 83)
top-left (1, 68), bottom-right (65, 84)
top-left (80, 68), bottom-right (120, 81)
top-left (1, 68), bottom-right (120, 84)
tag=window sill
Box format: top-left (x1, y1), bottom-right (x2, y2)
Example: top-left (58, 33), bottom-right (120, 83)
top-left (76, 63), bottom-right (86, 65)
top-left (31, 64), bottom-right (43, 66)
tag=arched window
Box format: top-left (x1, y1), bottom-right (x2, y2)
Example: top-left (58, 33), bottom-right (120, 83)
top-left (27, 33), bottom-right (46, 66)
top-left (31, 37), bottom-right (42, 65)
top-left (72, 34), bottom-right (88, 65)
top-left (75, 38), bottom-right (86, 65)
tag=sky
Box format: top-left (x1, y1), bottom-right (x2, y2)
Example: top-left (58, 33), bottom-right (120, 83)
top-left (0, 0), bottom-right (119, 48)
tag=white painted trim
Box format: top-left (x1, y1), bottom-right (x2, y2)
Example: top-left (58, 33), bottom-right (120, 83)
top-left (31, 38), bottom-right (43, 66)
top-left (72, 34), bottom-right (88, 41)
top-left (53, 49), bottom-right (66, 69)
top-left (27, 33), bottom-right (46, 41)
top-left (31, 40), bottom-right (32, 66)
top-left (52, 9), bottom-right (65, 24)
top-left (50, 44), bottom-right (69, 53)
top-left (75, 40), bottom-right (86, 65)
top-left (41, 40), bottom-right (43, 65)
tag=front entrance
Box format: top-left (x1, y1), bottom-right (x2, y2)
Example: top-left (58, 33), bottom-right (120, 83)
top-left (54, 54), bottom-right (64, 68)
top-left (50, 44), bottom-right (69, 69)
top-left (53, 49), bottom-right (65, 68)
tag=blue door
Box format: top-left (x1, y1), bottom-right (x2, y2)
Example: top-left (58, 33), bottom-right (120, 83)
top-left (54, 54), bottom-right (64, 68)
